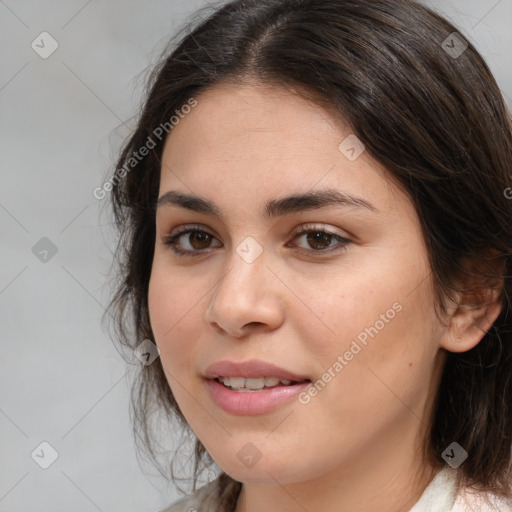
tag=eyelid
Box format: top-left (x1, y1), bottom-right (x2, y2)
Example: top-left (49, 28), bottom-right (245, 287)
top-left (162, 223), bottom-right (220, 257)
top-left (163, 222), bottom-right (352, 256)
top-left (165, 222), bottom-right (346, 239)
top-left (169, 223), bottom-right (214, 236)
top-left (288, 223), bottom-right (352, 254)
top-left (290, 222), bottom-right (348, 238)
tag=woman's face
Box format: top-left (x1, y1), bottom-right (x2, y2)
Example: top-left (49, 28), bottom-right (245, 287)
top-left (148, 82), bottom-right (447, 485)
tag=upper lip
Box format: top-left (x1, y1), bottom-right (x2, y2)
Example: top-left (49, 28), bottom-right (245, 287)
top-left (204, 359), bottom-right (310, 382)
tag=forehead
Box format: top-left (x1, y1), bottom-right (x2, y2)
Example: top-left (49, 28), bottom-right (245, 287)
top-left (158, 82), bottom-right (405, 216)
top-left (163, 82), bottom-right (347, 158)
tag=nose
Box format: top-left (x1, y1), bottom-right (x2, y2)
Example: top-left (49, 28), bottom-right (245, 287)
top-left (205, 248), bottom-right (285, 338)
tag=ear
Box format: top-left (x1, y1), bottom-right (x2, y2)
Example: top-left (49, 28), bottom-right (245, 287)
top-left (439, 251), bottom-right (505, 353)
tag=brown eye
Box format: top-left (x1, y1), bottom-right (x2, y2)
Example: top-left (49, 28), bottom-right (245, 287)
top-left (164, 227), bottom-right (221, 256)
top-left (188, 231), bottom-right (213, 250)
top-left (291, 226), bottom-right (351, 254)
top-left (305, 231), bottom-right (334, 250)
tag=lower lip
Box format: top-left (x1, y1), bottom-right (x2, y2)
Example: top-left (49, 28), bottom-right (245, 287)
top-left (206, 378), bottom-right (311, 415)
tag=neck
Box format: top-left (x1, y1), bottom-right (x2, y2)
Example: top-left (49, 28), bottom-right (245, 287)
top-left (233, 424), bottom-right (440, 512)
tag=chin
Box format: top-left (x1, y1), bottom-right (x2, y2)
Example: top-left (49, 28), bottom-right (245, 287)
top-left (213, 452), bottom-right (310, 485)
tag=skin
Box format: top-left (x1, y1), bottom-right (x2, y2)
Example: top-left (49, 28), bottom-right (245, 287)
top-left (147, 82), bottom-right (502, 512)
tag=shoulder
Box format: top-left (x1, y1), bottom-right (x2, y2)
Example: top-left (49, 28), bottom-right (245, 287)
top-left (407, 468), bottom-right (511, 512)
top-left (155, 478), bottom-right (219, 512)
top-left (451, 484), bottom-right (512, 512)
top-left (155, 474), bottom-right (240, 512)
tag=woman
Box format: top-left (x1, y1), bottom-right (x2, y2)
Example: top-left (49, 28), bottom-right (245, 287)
top-left (104, 0), bottom-right (512, 510)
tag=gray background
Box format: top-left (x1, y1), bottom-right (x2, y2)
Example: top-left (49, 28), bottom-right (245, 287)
top-left (0, 1), bottom-right (510, 511)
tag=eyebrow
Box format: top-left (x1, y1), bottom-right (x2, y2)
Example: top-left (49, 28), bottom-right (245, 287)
top-left (156, 188), bottom-right (377, 220)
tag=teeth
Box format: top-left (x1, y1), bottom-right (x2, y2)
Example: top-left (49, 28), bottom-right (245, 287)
top-left (265, 377), bottom-right (280, 387)
top-left (229, 377), bottom-right (246, 388)
top-left (218, 376), bottom-right (296, 390)
top-left (245, 378), bottom-right (265, 389)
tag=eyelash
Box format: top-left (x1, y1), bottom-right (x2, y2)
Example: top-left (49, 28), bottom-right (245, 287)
top-left (162, 223), bottom-right (351, 257)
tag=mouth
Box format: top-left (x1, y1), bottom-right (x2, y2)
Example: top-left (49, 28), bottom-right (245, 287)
top-left (204, 359), bottom-right (312, 414)
top-left (213, 376), bottom-right (310, 392)
top-left (204, 359), bottom-right (310, 382)
top-left (205, 377), bottom-right (311, 415)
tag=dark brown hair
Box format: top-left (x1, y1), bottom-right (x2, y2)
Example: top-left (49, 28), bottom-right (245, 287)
top-left (103, 0), bottom-right (512, 505)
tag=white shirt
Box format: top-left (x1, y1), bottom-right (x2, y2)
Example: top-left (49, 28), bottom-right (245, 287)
top-left (159, 468), bottom-right (512, 512)
top-left (411, 468), bottom-right (511, 512)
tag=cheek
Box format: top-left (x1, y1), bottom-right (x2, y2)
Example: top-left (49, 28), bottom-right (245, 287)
top-left (148, 267), bottom-right (175, 339)
top-left (299, 251), bottom-right (436, 398)
top-left (295, 269), bottom-right (402, 359)
top-left (148, 262), bottom-right (199, 365)
top-left (148, 267), bottom-right (204, 417)
top-left (148, 254), bottom-right (197, 332)
top-left (147, 257), bottom-right (229, 392)
top-left (325, 288), bottom-right (438, 426)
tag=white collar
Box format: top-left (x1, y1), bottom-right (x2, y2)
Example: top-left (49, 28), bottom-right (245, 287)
top-left (408, 468), bottom-right (458, 512)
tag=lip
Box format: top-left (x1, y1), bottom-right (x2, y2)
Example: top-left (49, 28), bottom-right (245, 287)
top-left (204, 359), bottom-right (311, 415)
top-left (204, 359), bottom-right (310, 381)
top-left (206, 378), bottom-right (311, 415)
